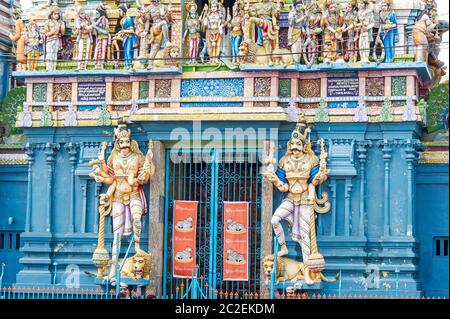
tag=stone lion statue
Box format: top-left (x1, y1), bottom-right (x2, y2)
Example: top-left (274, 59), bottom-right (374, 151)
top-left (271, 48), bottom-right (293, 67)
top-left (238, 40), bottom-right (268, 66)
top-left (152, 44), bottom-right (180, 69)
top-left (120, 251), bottom-right (152, 280)
top-left (262, 254), bottom-right (339, 286)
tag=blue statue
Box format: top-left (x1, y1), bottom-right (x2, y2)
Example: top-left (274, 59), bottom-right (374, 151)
top-left (118, 4), bottom-right (137, 69)
top-left (379, 0), bottom-right (398, 63)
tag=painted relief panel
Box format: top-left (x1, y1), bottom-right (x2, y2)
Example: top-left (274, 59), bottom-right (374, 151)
top-left (299, 79), bottom-right (320, 108)
top-left (366, 77), bottom-right (385, 96)
top-left (254, 77), bottom-right (271, 107)
top-left (53, 83), bottom-right (72, 102)
top-left (180, 78), bottom-right (244, 107)
top-left (155, 79), bottom-right (171, 108)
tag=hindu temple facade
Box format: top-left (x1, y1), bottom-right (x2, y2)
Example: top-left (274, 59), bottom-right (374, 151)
top-left (0, 0), bottom-right (448, 298)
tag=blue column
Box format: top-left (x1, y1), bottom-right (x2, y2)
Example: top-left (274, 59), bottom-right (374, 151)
top-left (24, 143), bottom-right (35, 232)
top-left (65, 142), bottom-right (79, 233)
top-left (44, 143), bottom-right (59, 232)
top-left (380, 140), bottom-right (392, 237)
top-left (356, 141), bottom-right (370, 237)
top-left (404, 139), bottom-right (421, 237)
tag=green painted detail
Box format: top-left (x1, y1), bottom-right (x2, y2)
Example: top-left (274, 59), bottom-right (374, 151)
top-left (40, 104), bottom-right (54, 127)
top-left (139, 81), bottom-right (149, 99)
top-left (314, 99), bottom-right (329, 122)
top-left (391, 76), bottom-right (407, 96)
top-left (426, 81), bottom-right (449, 134)
top-left (32, 83), bottom-right (47, 102)
top-left (182, 64), bottom-right (231, 72)
top-left (278, 79), bottom-right (291, 98)
top-left (0, 143), bottom-right (23, 149)
top-left (0, 86), bottom-right (26, 136)
top-left (393, 54), bottom-right (415, 63)
top-left (379, 98), bottom-right (394, 122)
top-left (97, 104), bottom-right (112, 126)
top-left (36, 61), bottom-right (125, 71)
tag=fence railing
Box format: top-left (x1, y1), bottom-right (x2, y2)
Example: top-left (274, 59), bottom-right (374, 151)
top-left (0, 285), bottom-right (447, 299)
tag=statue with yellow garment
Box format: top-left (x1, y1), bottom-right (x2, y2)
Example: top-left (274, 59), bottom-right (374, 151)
top-left (262, 114), bottom-right (331, 285)
top-left (90, 121), bottom-right (155, 281)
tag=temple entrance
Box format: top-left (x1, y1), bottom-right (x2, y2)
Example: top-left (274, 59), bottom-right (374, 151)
top-left (163, 149), bottom-right (263, 298)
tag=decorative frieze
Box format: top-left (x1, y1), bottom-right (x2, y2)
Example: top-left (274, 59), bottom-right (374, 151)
top-left (112, 82), bottom-right (132, 101)
top-left (53, 83), bottom-right (72, 102)
top-left (366, 77), bottom-right (385, 97)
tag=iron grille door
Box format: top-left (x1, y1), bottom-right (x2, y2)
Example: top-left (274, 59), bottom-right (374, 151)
top-left (163, 149), bottom-right (263, 298)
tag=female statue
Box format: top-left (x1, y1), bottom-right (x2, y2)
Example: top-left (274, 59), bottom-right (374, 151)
top-left (183, 3), bottom-right (202, 64)
top-left (228, 1), bottom-right (244, 64)
top-left (24, 20), bottom-right (43, 72)
top-left (356, 0), bottom-right (374, 63)
top-left (43, 4), bottom-right (65, 71)
top-left (321, 0), bottom-right (343, 63)
top-left (73, 7), bottom-right (93, 70)
top-left (342, 0), bottom-right (359, 62)
top-left (93, 3), bottom-right (110, 69)
top-left (378, 0), bottom-right (398, 63)
top-left (118, 4), bottom-right (138, 70)
top-left (288, 0), bottom-right (307, 64)
top-left (9, 8), bottom-right (26, 71)
top-left (202, 0), bottom-right (224, 64)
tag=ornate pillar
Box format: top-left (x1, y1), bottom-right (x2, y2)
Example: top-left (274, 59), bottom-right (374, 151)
top-left (81, 181), bottom-right (87, 233)
top-left (355, 141), bottom-right (370, 237)
top-left (24, 143), bottom-right (35, 233)
top-left (380, 140), bottom-right (393, 237)
top-left (65, 142), bottom-right (79, 233)
top-left (94, 183), bottom-right (102, 233)
top-left (44, 142), bottom-right (59, 233)
top-left (329, 180), bottom-right (337, 237)
top-left (344, 179), bottom-right (352, 237)
top-left (404, 139), bottom-right (421, 237)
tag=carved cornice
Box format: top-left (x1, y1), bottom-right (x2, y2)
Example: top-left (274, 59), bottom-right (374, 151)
top-left (64, 142), bottom-right (80, 164)
top-left (44, 143), bottom-right (60, 163)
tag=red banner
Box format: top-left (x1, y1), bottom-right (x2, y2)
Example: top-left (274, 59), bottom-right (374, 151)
top-left (222, 201), bottom-right (249, 281)
top-left (172, 200), bottom-right (198, 278)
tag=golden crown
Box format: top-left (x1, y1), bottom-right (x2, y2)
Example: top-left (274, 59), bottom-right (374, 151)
top-left (291, 113), bottom-right (310, 142)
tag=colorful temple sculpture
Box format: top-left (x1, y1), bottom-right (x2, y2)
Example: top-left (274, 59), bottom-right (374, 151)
top-left (0, 0), bottom-right (448, 298)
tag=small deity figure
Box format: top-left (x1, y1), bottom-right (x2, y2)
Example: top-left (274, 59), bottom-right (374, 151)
top-left (9, 8), bottom-right (27, 71)
top-left (73, 6), bottom-right (93, 70)
top-left (321, 0), bottom-right (343, 63)
top-left (89, 122), bottom-right (155, 280)
top-left (146, 0), bottom-right (173, 69)
top-left (303, 0), bottom-right (322, 66)
top-left (355, 0), bottom-right (374, 63)
top-left (412, 0), bottom-right (437, 63)
top-left (341, 0), bottom-right (359, 62)
top-left (254, 0), bottom-right (280, 47)
top-left (378, 0), bottom-right (398, 63)
top-left (288, 1), bottom-right (307, 64)
top-left (263, 114), bottom-right (330, 284)
top-left (183, 3), bottom-right (202, 64)
top-left (92, 3), bottom-right (110, 69)
top-left (202, 0), bottom-right (225, 64)
top-left (24, 20), bottom-right (43, 72)
top-left (118, 4), bottom-right (138, 70)
top-left (227, 1), bottom-right (244, 64)
top-left (43, 4), bottom-right (65, 71)
top-left (135, 1), bottom-right (150, 59)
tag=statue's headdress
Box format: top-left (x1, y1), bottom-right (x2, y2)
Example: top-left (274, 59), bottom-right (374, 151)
top-left (96, 2), bottom-right (108, 18)
top-left (290, 113), bottom-right (310, 143)
top-left (114, 123), bottom-right (131, 143)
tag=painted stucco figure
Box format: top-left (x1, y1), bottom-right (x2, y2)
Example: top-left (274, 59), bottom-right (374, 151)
top-left (184, 2), bottom-right (202, 64)
top-left (342, 0), bottom-right (359, 63)
top-left (118, 4), bottom-right (138, 70)
top-left (9, 8), bottom-right (27, 71)
top-left (146, 0), bottom-right (173, 69)
top-left (24, 20), bottom-right (43, 72)
top-left (263, 114), bottom-right (331, 285)
top-left (92, 3), bottom-right (110, 69)
top-left (89, 122), bottom-right (155, 280)
top-left (356, 0), bottom-right (374, 63)
top-left (288, 1), bottom-right (307, 65)
top-left (303, 0), bottom-right (322, 66)
top-left (202, 0), bottom-right (225, 64)
top-left (43, 4), bottom-right (65, 71)
top-left (321, 0), bottom-right (343, 63)
top-left (227, 1), bottom-right (244, 64)
top-left (378, 0), bottom-right (398, 63)
top-left (73, 6), bottom-right (93, 70)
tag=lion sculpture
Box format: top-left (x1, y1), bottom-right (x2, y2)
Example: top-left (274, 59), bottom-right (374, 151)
top-left (120, 251), bottom-right (152, 280)
top-left (238, 40), bottom-right (293, 67)
top-left (262, 254), bottom-right (339, 286)
top-left (151, 44), bottom-right (180, 69)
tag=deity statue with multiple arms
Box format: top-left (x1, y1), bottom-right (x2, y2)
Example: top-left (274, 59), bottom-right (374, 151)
top-left (118, 4), bottom-right (138, 70)
top-left (228, 1), bottom-right (244, 64)
top-left (288, 1), bottom-right (307, 65)
top-left (145, 0), bottom-right (173, 69)
top-left (202, 0), bottom-right (226, 64)
top-left (303, 0), bottom-right (322, 66)
top-left (355, 0), bottom-right (374, 63)
top-left (43, 3), bottom-right (65, 71)
top-left (183, 2), bottom-right (202, 64)
top-left (89, 122), bottom-right (155, 280)
top-left (377, 0), bottom-right (398, 63)
top-left (321, 0), bottom-right (343, 64)
top-left (73, 6), bottom-right (93, 70)
top-left (263, 113), bottom-right (331, 285)
top-left (92, 2), bottom-right (110, 69)
top-left (341, 0), bottom-right (359, 63)
top-left (9, 8), bottom-right (27, 71)
top-left (24, 20), bottom-right (43, 72)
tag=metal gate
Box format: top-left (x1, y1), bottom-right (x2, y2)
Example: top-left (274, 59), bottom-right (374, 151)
top-left (163, 149), bottom-right (263, 298)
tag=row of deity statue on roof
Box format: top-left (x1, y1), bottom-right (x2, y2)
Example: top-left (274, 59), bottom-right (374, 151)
top-left (7, 0), bottom-right (447, 71)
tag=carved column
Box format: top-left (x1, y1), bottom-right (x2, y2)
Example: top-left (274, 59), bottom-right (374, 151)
top-left (355, 141), bottom-right (370, 237)
top-left (380, 140), bottom-right (393, 237)
top-left (44, 142), bottom-right (59, 233)
top-left (404, 139), bottom-right (420, 237)
top-left (94, 183), bottom-right (102, 233)
top-left (81, 181), bottom-right (87, 233)
top-left (24, 143), bottom-right (35, 232)
top-left (65, 142), bottom-right (79, 233)
top-left (329, 180), bottom-right (337, 237)
top-left (148, 141), bottom-right (165, 296)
